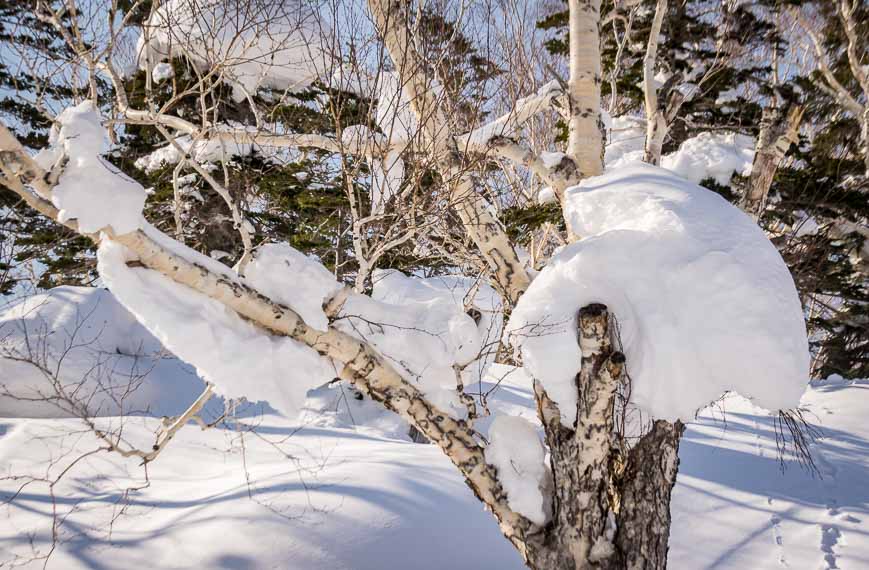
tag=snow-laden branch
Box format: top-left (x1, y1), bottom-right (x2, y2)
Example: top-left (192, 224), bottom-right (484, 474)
top-left (458, 81), bottom-right (567, 149)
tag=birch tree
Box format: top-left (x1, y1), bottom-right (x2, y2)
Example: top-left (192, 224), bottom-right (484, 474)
top-left (0, 1), bottom-right (814, 568)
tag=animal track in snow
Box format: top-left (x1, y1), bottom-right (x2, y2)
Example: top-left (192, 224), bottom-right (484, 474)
top-left (769, 513), bottom-right (788, 567)
top-left (820, 524), bottom-right (843, 569)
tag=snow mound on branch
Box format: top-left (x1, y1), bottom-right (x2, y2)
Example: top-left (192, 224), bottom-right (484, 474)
top-left (244, 243), bottom-right (342, 332)
top-left (0, 286), bottom-right (207, 418)
top-left (336, 270), bottom-right (502, 416)
top-left (484, 415), bottom-right (548, 525)
top-left (97, 236), bottom-right (336, 417)
top-left (662, 131), bottom-right (755, 186)
top-left (506, 164), bottom-right (809, 424)
top-left (37, 102), bottom-right (144, 234)
top-left (133, 124), bottom-right (298, 173)
top-left (151, 62), bottom-right (174, 83)
top-left (136, 0), bottom-right (328, 102)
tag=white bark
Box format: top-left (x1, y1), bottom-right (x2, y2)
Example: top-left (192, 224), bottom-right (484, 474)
top-left (367, 0), bottom-right (531, 303)
top-left (567, 0), bottom-right (605, 181)
top-left (642, 0), bottom-right (668, 166)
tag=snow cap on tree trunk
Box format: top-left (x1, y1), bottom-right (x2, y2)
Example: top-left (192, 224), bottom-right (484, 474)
top-left (37, 102), bottom-right (145, 235)
top-left (506, 164), bottom-right (809, 424)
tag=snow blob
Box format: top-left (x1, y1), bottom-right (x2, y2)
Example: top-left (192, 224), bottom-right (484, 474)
top-left (507, 164), bottom-right (809, 424)
top-left (136, 0), bottom-right (328, 101)
top-left (40, 102), bottom-right (145, 234)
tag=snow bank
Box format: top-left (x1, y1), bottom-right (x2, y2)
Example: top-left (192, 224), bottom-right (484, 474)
top-left (603, 115), bottom-right (755, 188)
top-left (244, 243), bottom-right (342, 332)
top-left (484, 415), bottom-right (548, 525)
top-left (37, 102), bottom-right (144, 234)
top-left (661, 131), bottom-right (755, 186)
top-left (0, 286), bottom-right (207, 418)
top-left (136, 0), bottom-right (328, 101)
top-left (604, 115), bottom-right (646, 168)
top-left (299, 381), bottom-right (410, 440)
top-left (336, 269), bottom-right (502, 416)
top-left (97, 238), bottom-right (336, 417)
top-left (507, 164), bottom-right (809, 424)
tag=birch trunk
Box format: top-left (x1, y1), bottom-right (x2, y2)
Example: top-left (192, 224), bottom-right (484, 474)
top-left (523, 304), bottom-right (683, 570)
top-left (642, 0), bottom-right (668, 166)
top-left (567, 0), bottom-right (605, 180)
top-left (742, 104), bottom-right (804, 220)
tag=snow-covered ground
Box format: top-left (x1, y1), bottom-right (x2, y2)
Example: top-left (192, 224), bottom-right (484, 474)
top-left (1, 370), bottom-right (867, 569)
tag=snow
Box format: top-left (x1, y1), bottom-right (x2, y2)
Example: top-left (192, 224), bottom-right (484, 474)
top-left (484, 415), bottom-right (548, 525)
top-left (335, 269), bottom-right (502, 416)
top-left (2, 367), bottom-right (868, 569)
top-left (151, 62), bottom-right (174, 83)
top-left (0, 287), bottom-right (208, 418)
top-left (661, 131), bottom-right (755, 186)
top-left (603, 117), bottom-right (756, 188)
top-left (604, 115), bottom-right (646, 168)
top-left (136, 0), bottom-right (328, 102)
top-left (374, 72), bottom-right (418, 149)
top-left (506, 164), bottom-right (809, 423)
top-left (133, 127), bottom-right (256, 173)
top-left (537, 185), bottom-right (557, 204)
top-left (97, 238), bottom-right (337, 417)
top-left (670, 381), bottom-right (869, 569)
top-left (38, 102), bottom-right (145, 234)
top-left (244, 243), bottom-right (342, 332)
top-left (793, 210), bottom-right (821, 237)
top-left (540, 151), bottom-right (567, 170)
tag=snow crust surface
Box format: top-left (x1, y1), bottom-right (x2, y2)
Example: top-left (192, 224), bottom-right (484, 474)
top-left (507, 164), bottom-right (809, 423)
top-left (3, 371), bottom-right (866, 570)
top-left (39, 102), bottom-right (145, 234)
top-left (97, 239), bottom-right (336, 416)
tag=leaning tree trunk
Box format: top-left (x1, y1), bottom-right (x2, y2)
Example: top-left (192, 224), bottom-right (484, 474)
top-left (523, 304), bottom-right (684, 570)
top-left (742, 103), bottom-right (804, 220)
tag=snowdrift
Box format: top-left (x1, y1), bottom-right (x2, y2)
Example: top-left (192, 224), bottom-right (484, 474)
top-left (0, 287), bottom-right (208, 418)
